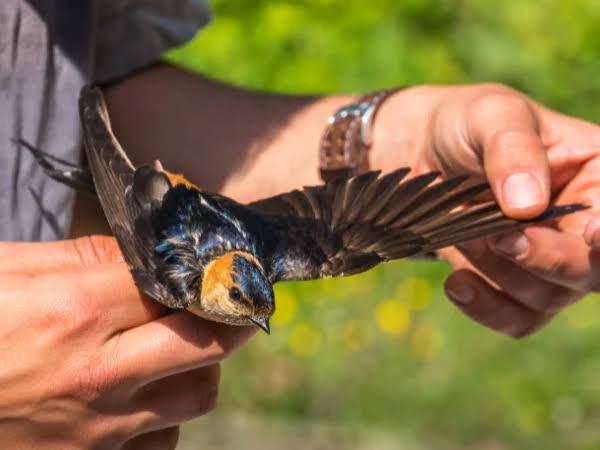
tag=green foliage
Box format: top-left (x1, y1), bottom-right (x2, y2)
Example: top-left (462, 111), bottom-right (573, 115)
top-left (167, 0), bottom-right (600, 119)
top-left (167, 2), bottom-right (600, 449)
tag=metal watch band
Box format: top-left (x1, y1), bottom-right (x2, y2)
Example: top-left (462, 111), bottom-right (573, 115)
top-left (318, 87), bottom-right (402, 182)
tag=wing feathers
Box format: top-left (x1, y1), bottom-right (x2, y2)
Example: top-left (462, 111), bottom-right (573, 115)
top-left (79, 86), bottom-right (141, 269)
top-left (361, 168), bottom-right (412, 222)
top-left (396, 182), bottom-right (489, 230)
top-left (79, 86), bottom-right (175, 307)
top-left (341, 171), bottom-right (382, 224)
top-left (373, 171), bottom-right (440, 226)
top-left (387, 175), bottom-right (470, 229)
top-left (248, 169), bottom-right (584, 281)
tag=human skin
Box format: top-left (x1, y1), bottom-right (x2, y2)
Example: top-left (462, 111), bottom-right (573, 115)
top-left (0, 236), bottom-right (255, 449)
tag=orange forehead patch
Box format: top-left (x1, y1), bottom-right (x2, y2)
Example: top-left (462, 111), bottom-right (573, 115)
top-left (200, 251), bottom-right (263, 297)
top-left (163, 170), bottom-right (202, 191)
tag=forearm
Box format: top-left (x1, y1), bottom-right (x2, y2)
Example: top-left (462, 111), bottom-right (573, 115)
top-left (103, 63), bottom-right (440, 200)
top-left (104, 63), bottom-right (343, 202)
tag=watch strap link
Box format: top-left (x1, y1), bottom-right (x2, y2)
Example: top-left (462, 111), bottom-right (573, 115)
top-left (319, 88), bottom-right (402, 182)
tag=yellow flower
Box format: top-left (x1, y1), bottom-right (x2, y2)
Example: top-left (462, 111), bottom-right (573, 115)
top-left (396, 277), bottom-right (432, 311)
top-left (271, 288), bottom-right (298, 326)
top-left (410, 323), bottom-right (443, 361)
top-left (375, 299), bottom-right (411, 336)
top-left (288, 323), bottom-right (322, 357)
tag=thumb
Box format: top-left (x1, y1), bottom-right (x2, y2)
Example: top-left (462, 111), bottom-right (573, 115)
top-left (470, 94), bottom-right (550, 219)
top-left (0, 235), bottom-right (124, 274)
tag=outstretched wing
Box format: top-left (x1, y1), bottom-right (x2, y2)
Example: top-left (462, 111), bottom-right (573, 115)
top-left (79, 86), bottom-right (179, 307)
top-left (247, 169), bottom-right (585, 282)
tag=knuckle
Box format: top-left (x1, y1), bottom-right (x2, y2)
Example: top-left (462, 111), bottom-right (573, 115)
top-left (33, 277), bottom-right (101, 344)
top-left (471, 90), bottom-right (529, 117)
top-left (470, 96), bottom-right (537, 147)
top-left (540, 252), bottom-right (571, 281)
top-left (487, 127), bottom-right (535, 152)
top-left (49, 286), bottom-right (100, 339)
top-left (71, 345), bottom-right (125, 402)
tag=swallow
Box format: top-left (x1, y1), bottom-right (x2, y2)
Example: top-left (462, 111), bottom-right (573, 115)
top-left (21, 86), bottom-right (586, 334)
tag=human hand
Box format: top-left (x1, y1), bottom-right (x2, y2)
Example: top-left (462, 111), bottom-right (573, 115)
top-left (374, 83), bottom-right (600, 337)
top-left (0, 236), bottom-right (255, 449)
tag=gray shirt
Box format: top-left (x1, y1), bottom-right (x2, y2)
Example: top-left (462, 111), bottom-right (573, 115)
top-left (0, 0), bottom-right (211, 241)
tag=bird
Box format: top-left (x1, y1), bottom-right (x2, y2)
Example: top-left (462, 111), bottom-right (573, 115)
top-left (19, 86), bottom-right (586, 335)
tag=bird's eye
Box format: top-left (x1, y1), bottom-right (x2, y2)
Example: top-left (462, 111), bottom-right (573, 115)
top-left (229, 287), bottom-right (242, 301)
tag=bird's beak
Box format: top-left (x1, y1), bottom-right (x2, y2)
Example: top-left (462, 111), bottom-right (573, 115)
top-left (250, 317), bottom-right (270, 334)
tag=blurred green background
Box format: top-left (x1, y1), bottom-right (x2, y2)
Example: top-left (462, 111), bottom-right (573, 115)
top-left (165, 1), bottom-right (600, 449)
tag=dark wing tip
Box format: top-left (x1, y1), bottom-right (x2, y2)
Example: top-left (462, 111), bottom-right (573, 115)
top-left (535, 203), bottom-right (589, 221)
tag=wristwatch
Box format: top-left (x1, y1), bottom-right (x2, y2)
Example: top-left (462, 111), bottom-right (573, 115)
top-left (318, 88), bottom-right (402, 182)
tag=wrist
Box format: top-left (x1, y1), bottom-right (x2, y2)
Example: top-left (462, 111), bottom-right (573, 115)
top-left (370, 85), bottom-right (449, 175)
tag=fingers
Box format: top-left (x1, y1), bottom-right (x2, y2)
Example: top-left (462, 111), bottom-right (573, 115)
top-left (127, 364), bottom-right (220, 435)
top-left (0, 235), bottom-right (168, 333)
top-left (62, 263), bottom-right (169, 331)
top-left (445, 269), bottom-right (554, 338)
top-left (469, 92), bottom-right (551, 219)
top-left (14, 262), bottom-right (168, 340)
top-left (110, 312), bottom-right (256, 386)
top-left (121, 427), bottom-right (179, 450)
top-left (456, 237), bottom-right (579, 313)
top-left (0, 235), bottom-right (123, 274)
top-left (490, 226), bottom-right (600, 293)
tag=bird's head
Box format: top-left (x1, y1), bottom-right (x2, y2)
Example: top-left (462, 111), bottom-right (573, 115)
top-left (190, 251), bottom-right (275, 333)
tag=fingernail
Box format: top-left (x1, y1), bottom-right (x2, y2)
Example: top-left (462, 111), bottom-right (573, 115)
top-left (457, 239), bottom-right (486, 257)
top-left (494, 232), bottom-right (529, 257)
top-left (446, 283), bottom-right (475, 305)
top-left (502, 172), bottom-right (543, 210)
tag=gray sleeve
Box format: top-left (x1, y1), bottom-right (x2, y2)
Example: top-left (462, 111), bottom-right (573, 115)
top-left (1, 0), bottom-right (211, 241)
top-left (94, 0), bottom-right (211, 83)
